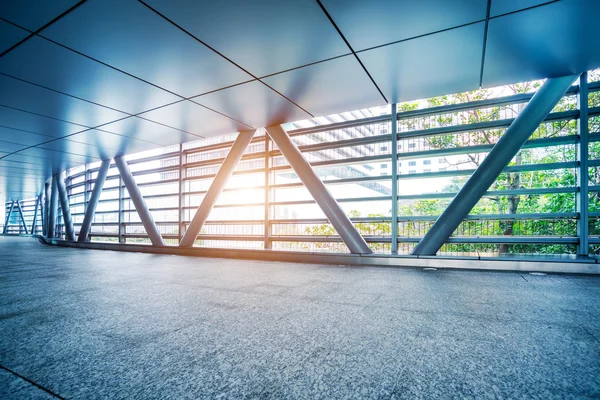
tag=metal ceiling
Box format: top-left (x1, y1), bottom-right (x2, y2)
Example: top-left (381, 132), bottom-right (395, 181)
top-left (0, 0), bottom-right (598, 201)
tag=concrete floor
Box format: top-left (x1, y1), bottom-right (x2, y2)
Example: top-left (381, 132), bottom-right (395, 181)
top-left (0, 237), bottom-right (599, 399)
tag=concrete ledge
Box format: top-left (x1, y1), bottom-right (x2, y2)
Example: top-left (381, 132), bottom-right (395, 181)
top-left (27, 235), bottom-right (600, 275)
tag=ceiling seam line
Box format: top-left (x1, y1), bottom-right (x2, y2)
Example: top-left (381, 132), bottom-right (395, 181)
top-left (478, 0), bottom-right (492, 88)
top-left (0, 0), bottom-right (88, 59)
top-left (137, 0), bottom-right (314, 118)
top-left (314, 0), bottom-right (387, 103)
top-left (489, 0), bottom-right (561, 20)
top-left (355, 19), bottom-right (486, 54)
top-left (36, 35), bottom-right (186, 99)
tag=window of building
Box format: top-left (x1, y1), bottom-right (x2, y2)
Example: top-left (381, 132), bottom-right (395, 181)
top-left (380, 163), bottom-right (387, 168)
top-left (408, 161), bottom-right (416, 166)
top-left (424, 169), bottom-right (431, 173)
top-left (423, 160), bottom-right (431, 165)
top-left (380, 145), bottom-right (388, 152)
top-left (408, 170), bottom-right (416, 174)
top-left (408, 143), bottom-right (416, 149)
top-left (380, 172), bottom-right (388, 176)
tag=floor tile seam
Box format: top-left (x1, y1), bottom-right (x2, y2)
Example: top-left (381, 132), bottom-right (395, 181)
top-left (0, 364), bottom-right (65, 399)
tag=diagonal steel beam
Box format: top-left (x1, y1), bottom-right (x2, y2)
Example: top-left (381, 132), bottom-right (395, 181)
top-left (265, 125), bottom-right (372, 254)
top-left (16, 200), bottom-right (28, 235)
top-left (180, 130), bottom-right (256, 247)
top-left (31, 195), bottom-right (40, 234)
top-left (78, 159), bottom-right (111, 242)
top-left (43, 181), bottom-right (50, 236)
top-left (412, 74), bottom-right (578, 256)
top-left (3, 201), bottom-right (14, 234)
top-left (114, 156), bottom-right (165, 246)
top-left (48, 177), bottom-right (58, 239)
top-left (56, 171), bottom-right (75, 241)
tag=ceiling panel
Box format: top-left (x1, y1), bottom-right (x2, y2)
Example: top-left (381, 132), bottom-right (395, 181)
top-left (139, 100), bottom-right (251, 138)
top-left (6, 148), bottom-right (98, 169)
top-left (263, 55), bottom-right (385, 117)
top-left (0, 74), bottom-right (128, 127)
top-left (0, 106), bottom-right (85, 138)
top-left (0, 36), bottom-right (179, 114)
top-left (66, 130), bottom-right (160, 157)
top-left (99, 116), bottom-right (202, 146)
top-left (490, 0), bottom-right (554, 17)
top-left (0, 126), bottom-right (53, 146)
top-left (143, 0), bottom-right (349, 77)
top-left (37, 139), bottom-right (115, 160)
top-left (0, 19), bottom-right (29, 54)
top-left (0, 141), bottom-right (27, 153)
top-left (321, 0), bottom-right (486, 51)
top-left (358, 23), bottom-right (484, 103)
top-left (42, 0), bottom-right (253, 98)
top-left (0, 0), bottom-right (80, 31)
top-left (483, 0), bottom-right (600, 88)
top-left (192, 81), bottom-right (312, 128)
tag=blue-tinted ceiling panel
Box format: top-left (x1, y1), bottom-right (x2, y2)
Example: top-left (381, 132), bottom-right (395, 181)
top-left (321, 0), bottom-right (486, 51)
top-left (139, 100), bottom-right (250, 138)
top-left (192, 81), bottom-right (312, 128)
top-left (490, 0), bottom-right (555, 17)
top-left (0, 36), bottom-right (179, 114)
top-left (0, 19), bottom-right (29, 54)
top-left (0, 126), bottom-right (53, 146)
top-left (0, 0), bottom-right (80, 31)
top-left (358, 23), bottom-right (484, 103)
top-left (100, 116), bottom-right (202, 147)
top-left (143, 0), bottom-right (350, 77)
top-left (263, 55), bottom-right (385, 118)
top-left (67, 130), bottom-right (160, 157)
top-left (0, 106), bottom-right (85, 138)
top-left (42, 0), bottom-right (252, 98)
top-left (483, 0), bottom-right (600, 88)
top-left (0, 74), bottom-right (128, 127)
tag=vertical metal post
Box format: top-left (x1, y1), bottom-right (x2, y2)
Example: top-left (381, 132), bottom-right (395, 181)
top-left (178, 144), bottom-right (184, 241)
top-left (180, 130), bottom-right (256, 247)
top-left (391, 104), bottom-right (399, 254)
top-left (114, 155), bottom-right (165, 246)
top-left (412, 74), bottom-right (578, 256)
top-left (118, 173), bottom-right (124, 244)
top-left (56, 171), bottom-right (75, 241)
top-left (577, 71), bottom-right (589, 256)
top-left (16, 200), bottom-right (28, 234)
top-left (40, 192), bottom-right (45, 236)
top-left (265, 125), bottom-right (372, 254)
top-left (78, 159), bottom-right (111, 242)
top-left (44, 181), bottom-right (50, 236)
top-left (264, 133), bottom-right (272, 250)
top-left (31, 195), bottom-right (39, 234)
top-left (3, 201), bottom-right (14, 234)
top-left (48, 177), bottom-right (58, 238)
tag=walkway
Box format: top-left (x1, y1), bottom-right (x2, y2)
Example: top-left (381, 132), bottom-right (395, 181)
top-left (0, 236), bottom-right (599, 399)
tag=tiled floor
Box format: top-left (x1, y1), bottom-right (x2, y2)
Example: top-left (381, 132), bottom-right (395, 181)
top-left (1, 236), bottom-right (599, 399)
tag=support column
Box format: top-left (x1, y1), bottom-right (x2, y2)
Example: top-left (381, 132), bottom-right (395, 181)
top-left (56, 171), bottom-right (75, 241)
top-left (31, 195), bottom-right (40, 234)
top-left (48, 178), bottom-right (58, 238)
top-left (43, 181), bottom-right (50, 236)
top-left (577, 72), bottom-right (589, 256)
top-left (114, 156), bottom-right (165, 246)
top-left (265, 125), bottom-right (372, 254)
top-left (180, 130), bottom-right (256, 247)
top-left (3, 201), bottom-right (14, 234)
top-left (412, 74), bottom-right (578, 256)
top-left (391, 104), bottom-right (399, 254)
top-left (16, 200), bottom-right (28, 235)
top-left (78, 159), bottom-right (111, 242)
top-left (178, 144), bottom-right (184, 241)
